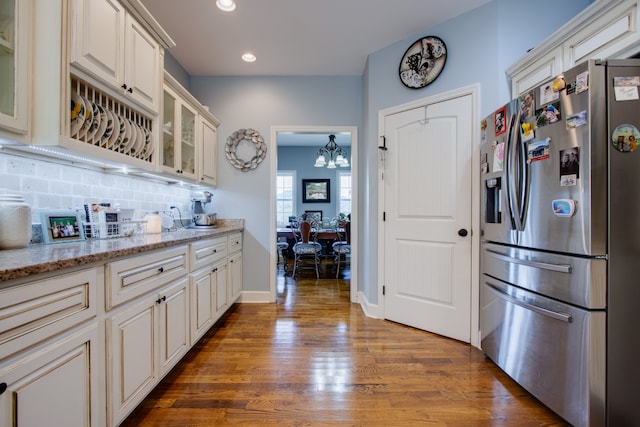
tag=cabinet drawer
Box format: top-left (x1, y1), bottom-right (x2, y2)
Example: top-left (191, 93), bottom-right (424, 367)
top-left (228, 232), bottom-right (243, 253)
top-left (190, 237), bottom-right (227, 271)
top-left (105, 245), bottom-right (188, 309)
top-left (0, 268), bottom-right (98, 360)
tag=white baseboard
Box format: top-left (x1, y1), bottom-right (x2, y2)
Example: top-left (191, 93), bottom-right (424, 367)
top-left (358, 291), bottom-right (382, 319)
top-left (237, 291), bottom-right (273, 303)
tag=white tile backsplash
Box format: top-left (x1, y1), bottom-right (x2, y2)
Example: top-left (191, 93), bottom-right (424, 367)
top-left (0, 152), bottom-right (196, 224)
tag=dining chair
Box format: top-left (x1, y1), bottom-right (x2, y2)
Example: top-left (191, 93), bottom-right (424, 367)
top-left (291, 216), bottom-right (322, 278)
top-left (276, 236), bottom-right (289, 274)
top-left (332, 219), bottom-right (351, 278)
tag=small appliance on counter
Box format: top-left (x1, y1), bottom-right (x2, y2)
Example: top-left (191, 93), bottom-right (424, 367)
top-left (189, 191), bottom-right (217, 228)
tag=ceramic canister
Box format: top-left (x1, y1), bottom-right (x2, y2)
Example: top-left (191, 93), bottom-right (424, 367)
top-left (144, 212), bottom-right (162, 234)
top-left (0, 195), bottom-right (32, 249)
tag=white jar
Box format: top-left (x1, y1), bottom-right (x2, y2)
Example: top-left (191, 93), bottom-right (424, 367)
top-left (144, 212), bottom-right (162, 234)
top-left (0, 195), bottom-right (32, 249)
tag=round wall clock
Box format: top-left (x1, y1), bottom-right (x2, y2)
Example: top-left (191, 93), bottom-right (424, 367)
top-left (399, 36), bottom-right (447, 89)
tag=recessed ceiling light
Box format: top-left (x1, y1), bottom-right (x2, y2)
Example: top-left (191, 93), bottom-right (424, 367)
top-left (216, 0), bottom-right (236, 12)
top-left (242, 53), bottom-right (256, 63)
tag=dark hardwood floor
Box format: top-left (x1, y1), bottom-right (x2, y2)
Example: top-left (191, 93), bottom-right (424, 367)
top-left (121, 261), bottom-right (568, 426)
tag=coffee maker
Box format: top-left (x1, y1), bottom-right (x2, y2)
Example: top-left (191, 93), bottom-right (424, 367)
top-left (191, 191), bottom-right (217, 227)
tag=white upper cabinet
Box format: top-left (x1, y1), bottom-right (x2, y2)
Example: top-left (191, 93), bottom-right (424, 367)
top-left (0, 0), bottom-right (30, 140)
top-left (199, 116), bottom-right (218, 186)
top-left (26, 0), bottom-right (173, 173)
top-left (162, 71), bottom-right (220, 184)
top-left (508, 0), bottom-right (640, 96)
top-left (71, 0), bottom-right (161, 113)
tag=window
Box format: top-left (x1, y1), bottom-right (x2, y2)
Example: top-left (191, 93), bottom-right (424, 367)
top-left (276, 171), bottom-right (296, 226)
top-left (338, 171), bottom-right (352, 217)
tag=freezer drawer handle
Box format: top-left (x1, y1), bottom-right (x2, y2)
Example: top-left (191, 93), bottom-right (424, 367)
top-left (487, 282), bottom-right (572, 323)
top-left (486, 249), bottom-right (572, 273)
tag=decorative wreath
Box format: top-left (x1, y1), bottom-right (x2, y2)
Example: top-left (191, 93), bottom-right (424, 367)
top-left (225, 128), bottom-right (267, 172)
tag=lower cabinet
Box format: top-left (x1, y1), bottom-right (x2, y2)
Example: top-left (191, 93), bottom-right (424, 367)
top-left (107, 277), bottom-right (189, 425)
top-left (0, 323), bottom-right (102, 427)
top-left (214, 258), bottom-right (229, 319)
top-left (0, 232), bottom-right (243, 427)
top-left (190, 257), bottom-right (228, 344)
top-left (228, 232), bottom-right (243, 303)
top-left (229, 250), bottom-right (243, 303)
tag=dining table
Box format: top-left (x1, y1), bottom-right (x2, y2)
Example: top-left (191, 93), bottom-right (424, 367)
top-left (277, 227), bottom-right (342, 259)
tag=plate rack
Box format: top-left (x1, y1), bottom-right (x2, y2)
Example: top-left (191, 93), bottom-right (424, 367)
top-left (70, 78), bottom-right (155, 164)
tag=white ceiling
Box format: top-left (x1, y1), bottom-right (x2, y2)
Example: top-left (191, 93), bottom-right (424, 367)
top-left (140, 0), bottom-right (492, 77)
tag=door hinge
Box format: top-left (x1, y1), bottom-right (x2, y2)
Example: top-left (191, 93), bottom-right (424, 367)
top-left (382, 285), bottom-right (385, 295)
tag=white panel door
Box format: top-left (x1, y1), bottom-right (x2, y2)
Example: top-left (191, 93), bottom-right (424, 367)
top-left (383, 94), bottom-right (472, 342)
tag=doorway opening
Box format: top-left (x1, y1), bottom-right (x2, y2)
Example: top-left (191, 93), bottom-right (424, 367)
top-left (269, 126), bottom-right (358, 303)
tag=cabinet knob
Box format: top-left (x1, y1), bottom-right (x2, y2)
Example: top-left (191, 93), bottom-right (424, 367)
top-left (158, 267), bottom-right (164, 273)
top-left (0, 382), bottom-right (6, 395)
top-left (121, 83), bottom-right (128, 90)
top-left (213, 249), bottom-right (217, 253)
top-left (212, 267), bottom-right (218, 273)
top-left (156, 298), bottom-right (162, 304)
top-left (127, 87), bottom-right (133, 93)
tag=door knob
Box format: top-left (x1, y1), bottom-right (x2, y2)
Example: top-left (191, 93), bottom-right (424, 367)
top-left (458, 228), bottom-right (468, 237)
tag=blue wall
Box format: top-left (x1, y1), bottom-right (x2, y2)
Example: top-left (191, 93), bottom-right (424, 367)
top-left (189, 76), bottom-right (361, 293)
top-left (278, 146), bottom-right (351, 220)
top-left (189, 0), bottom-right (593, 301)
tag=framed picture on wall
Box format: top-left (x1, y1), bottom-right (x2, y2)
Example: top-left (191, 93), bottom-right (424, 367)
top-left (302, 179), bottom-right (330, 203)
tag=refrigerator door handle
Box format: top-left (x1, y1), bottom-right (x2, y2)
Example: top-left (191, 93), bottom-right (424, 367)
top-left (487, 282), bottom-right (573, 323)
top-left (515, 107), bottom-right (530, 231)
top-left (485, 249), bottom-right (573, 273)
top-left (505, 109), bottom-right (519, 230)
top-left (507, 105), bottom-right (529, 232)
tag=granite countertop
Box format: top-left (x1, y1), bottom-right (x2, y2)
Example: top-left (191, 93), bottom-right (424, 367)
top-left (0, 219), bottom-right (244, 283)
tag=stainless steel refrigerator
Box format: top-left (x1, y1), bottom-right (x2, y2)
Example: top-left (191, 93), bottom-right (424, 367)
top-left (480, 59), bottom-right (640, 426)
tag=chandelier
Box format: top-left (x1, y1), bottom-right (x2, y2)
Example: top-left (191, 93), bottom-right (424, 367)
top-left (313, 134), bottom-right (350, 169)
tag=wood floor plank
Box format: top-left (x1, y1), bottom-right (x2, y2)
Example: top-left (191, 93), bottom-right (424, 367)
top-left (121, 267), bottom-right (569, 426)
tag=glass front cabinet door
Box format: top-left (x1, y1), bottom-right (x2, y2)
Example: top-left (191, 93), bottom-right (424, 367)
top-left (161, 85), bottom-right (197, 180)
top-left (0, 0), bottom-right (29, 137)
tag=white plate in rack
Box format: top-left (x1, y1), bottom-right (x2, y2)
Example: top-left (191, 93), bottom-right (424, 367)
top-left (122, 119), bottom-right (136, 154)
top-left (76, 95), bottom-right (94, 139)
top-left (85, 101), bottom-right (102, 143)
top-left (113, 113), bottom-right (127, 152)
top-left (99, 107), bottom-right (115, 148)
top-left (141, 127), bottom-right (154, 160)
top-left (133, 124), bottom-right (145, 157)
top-left (70, 92), bottom-right (85, 138)
top-left (105, 110), bottom-right (120, 150)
